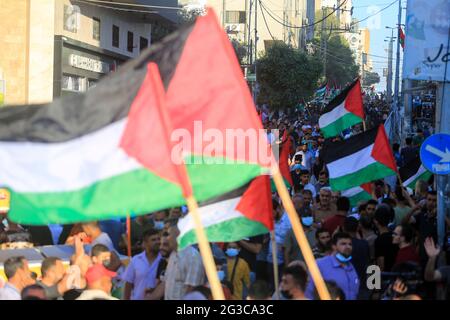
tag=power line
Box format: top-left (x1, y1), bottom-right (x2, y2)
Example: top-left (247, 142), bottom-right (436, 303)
top-left (259, 0), bottom-right (348, 30)
top-left (350, 0), bottom-right (399, 26)
top-left (77, 0), bottom-right (183, 10)
top-left (258, 0), bottom-right (276, 41)
top-left (73, 0), bottom-right (157, 13)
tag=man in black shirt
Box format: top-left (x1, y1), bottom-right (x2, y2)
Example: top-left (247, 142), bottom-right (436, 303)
top-left (238, 235), bottom-right (264, 278)
top-left (374, 205), bottom-right (398, 272)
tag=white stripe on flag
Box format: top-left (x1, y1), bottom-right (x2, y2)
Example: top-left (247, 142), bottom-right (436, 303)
top-left (342, 186), bottom-right (364, 198)
top-left (327, 144), bottom-right (377, 179)
top-left (319, 101), bottom-right (350, 129)
top-left (0, 119), bottom-right (142, 193)
top-left (403, 165), bottom-right (427, 187)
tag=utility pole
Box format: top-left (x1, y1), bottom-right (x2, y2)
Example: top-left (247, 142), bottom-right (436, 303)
top-left (385, 29), bottom-right (395, 105)
top-left (393, 0), bottom-right (403, 113)
top-left (222, 0), bottom-right (226, 28)
top-left (247, 0), bottom-right (253, 66)
top-left (254, 0), bottom-right (258, 105)
top-left (321, 7), bottom-right (327, 79)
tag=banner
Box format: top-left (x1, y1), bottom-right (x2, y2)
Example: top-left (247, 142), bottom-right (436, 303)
top-left (402, 0), bottom-right (450, 81)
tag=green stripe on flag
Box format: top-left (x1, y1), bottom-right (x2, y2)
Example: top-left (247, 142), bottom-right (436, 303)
top-left (321, 112), bottom-right (363, 138)
top-left (329, 162), bottom-right (395, 191)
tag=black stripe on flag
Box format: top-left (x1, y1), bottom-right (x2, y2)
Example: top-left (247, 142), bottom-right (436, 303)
top-left (321, 78), bottom-right (359, 115)
top-left (321, 126), bottom-right (379, 164)
top-left (197, 180), bottom-right (252, 207)
top-left (0, 24), bottom-right (194, 143)
top-left (399, 155), bottom-right (422, 182)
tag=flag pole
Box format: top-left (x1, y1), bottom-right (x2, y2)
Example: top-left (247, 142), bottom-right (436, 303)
top-left (147, 63), bottom-right (225, 300)
top-left (271, 165), bottom-right (331, 300)
top-left (363, 120), bottom-right (367, 132)
top-left (270, 230), bottom-right (280, 300)
top-left (126, 213), bottom-right (132, 258)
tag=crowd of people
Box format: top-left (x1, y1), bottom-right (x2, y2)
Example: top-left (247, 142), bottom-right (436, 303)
top-left (0, 97), bottom-right (449, 301)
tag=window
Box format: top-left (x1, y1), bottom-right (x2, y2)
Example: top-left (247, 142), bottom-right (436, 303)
top-left (127, 31), bottom-right (134, 52)
top-left (64, 5), bottom-right (80, 33)
top-left (140, 37), bottom-right (148, 52)
top-left (87, 79), bottom-right (98, 90)
top-left (62, 74), bottom-right (85, 92)
top-left (225, 11), bottom-right (246, 24)
top-left (112, 25), bottom-right (120, 48)
top-left (93, 17), bottom-right (100, 41)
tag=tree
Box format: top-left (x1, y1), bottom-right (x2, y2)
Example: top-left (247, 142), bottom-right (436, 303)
top-left (230, 39), bottom-right (247, 65)
top-left (310, 9), bottom-right (360, 87)
top-left (362, 71), bottom-right (380, 87)
top-left (256, 43), bottom-right (322, 110)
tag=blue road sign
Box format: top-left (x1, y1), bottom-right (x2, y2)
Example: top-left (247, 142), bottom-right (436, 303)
top-left (420, 133), bottom-right (450, 175)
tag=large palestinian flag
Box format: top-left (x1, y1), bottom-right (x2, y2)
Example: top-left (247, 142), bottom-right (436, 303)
top-left (341, 183), bottom-right (372, 207)
top-left (399, 156), bottom-right (432, 189)
top-left (178, 175), bottom-right (273, 249)
top-left (322, 125), bottom-right (397, 191)
top-left (0, 9), bottom-right (271, 225)
top-left (319, 78), bottom-right (364, 138)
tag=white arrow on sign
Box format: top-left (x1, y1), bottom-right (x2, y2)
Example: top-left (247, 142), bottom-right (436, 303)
top-left (425, 144), bottom-right (450, 163)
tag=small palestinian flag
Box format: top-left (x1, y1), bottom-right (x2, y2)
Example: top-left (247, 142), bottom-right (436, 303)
top-left (319, 78), bottom-right (364, 138)
top-left (178, 175), bottom-right (273, 249)
top-left (341, 183), bottom-right (372, 207)
top-left (399, 156), bottom-right (432, 189)
top-left (315, 83), bottom-right (328, 98)
top-left (399, 27), bottom-right (405, 50)
top-left (322, 125), bottom-right (397, 191)
top-left (271, 130), bottom-right (293, 192)
top-left (0, 9), bottom-right (271, 225)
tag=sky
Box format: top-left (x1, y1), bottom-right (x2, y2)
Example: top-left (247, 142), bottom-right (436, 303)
top-left (351, 0), bottom-right (406, 92)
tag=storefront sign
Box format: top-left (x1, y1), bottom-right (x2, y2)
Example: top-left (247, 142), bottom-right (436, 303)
top-left (69, 54), bottom-right (110, 74)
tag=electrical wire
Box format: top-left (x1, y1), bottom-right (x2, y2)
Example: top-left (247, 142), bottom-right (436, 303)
top-left (258, 0), bottom-right (276, 41)
top-left (259, 0), bottom-right (348, 30)
top-left (73, 0), bottom-right (157, 13)
top-left (350, 0), bottom-right (399, 26)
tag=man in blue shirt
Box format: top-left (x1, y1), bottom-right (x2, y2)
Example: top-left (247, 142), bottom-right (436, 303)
top-left (305, 232), bottom-right (360, 300)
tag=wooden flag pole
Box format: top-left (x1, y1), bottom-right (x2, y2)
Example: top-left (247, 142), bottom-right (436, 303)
top-left (270, 231), bottom-right (280, 300)
top-left (363, 120), bottom-right (367, 132)
top-left (126, 213), bottom-right (132, 258)
top-left (185, 195), bottom-right (226, 300)
top-left (272, 165), bottom-right (331, 300)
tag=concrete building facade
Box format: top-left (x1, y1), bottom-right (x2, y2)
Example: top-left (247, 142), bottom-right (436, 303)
top-left (0, 0), bottom-right (176, 106)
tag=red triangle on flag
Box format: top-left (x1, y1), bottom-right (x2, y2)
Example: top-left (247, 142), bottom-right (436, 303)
top-left (371, 125), bottom-right (397, 173)
top-left (344, 78), bottom-right (364, 119)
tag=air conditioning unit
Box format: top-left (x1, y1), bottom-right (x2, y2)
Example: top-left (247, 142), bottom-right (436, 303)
top-left (226, 24), bottom-right (242, 33)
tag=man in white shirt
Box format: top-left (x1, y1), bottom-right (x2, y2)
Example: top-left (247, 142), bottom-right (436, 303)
top-left (292, 142), bottom-right (313, 172)
top-left (0, 256), bottom-right (35, 300)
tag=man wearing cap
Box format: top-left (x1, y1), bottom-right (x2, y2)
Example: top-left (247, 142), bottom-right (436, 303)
top-left (76, 264), bottom-right (118, 300)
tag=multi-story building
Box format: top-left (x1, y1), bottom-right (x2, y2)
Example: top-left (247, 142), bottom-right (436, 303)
top-left (0, 0), bottom-right (177, 106)
top-left (180, 0), bottom-right (315, 57)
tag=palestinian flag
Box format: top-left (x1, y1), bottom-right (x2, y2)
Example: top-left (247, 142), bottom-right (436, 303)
top-left (341, 183), bottom-right (372, 207)
top-left (315, 83), bottom-right (328, 98)
top-left (399, 156), bottom-right (432, 189)
top-left (178, 175), bottom-right (273, 249)
top-left (322, 125), bottom-right (397, 191)
top-left (271, 130), bottom-right (293, 192)
top-left (0, 9), bottom-right (271, 225)
top-left (399, 27), bottom-right (405, 50)
top-left (319, 78), bottom-right (364, 138)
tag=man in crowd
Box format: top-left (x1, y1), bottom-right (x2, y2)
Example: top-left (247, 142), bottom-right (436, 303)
top-left (280, 265), bottom-right (308, 300)
top-left (164, 222), bottom-right (206, 300)
top-left (0, 256), bottom-right (35, 300)
top-left (400, 137), bottom-right (418, 169)
top-left (312, 228), bottom-right (332, 259)
top-left (365, 200), bottom-right (378, 218)
top-left (306, 232), bottom-right (359, 300)
top-left (151, 210), bottom-right (169, 231)
top-left (359, 214), bottom-right (378, 263)
top-left (247, 280), bottom-right (272, 300)
top-left (38, 257), bottom-right (71, 299)
top-left (323, 197), bottom-right (350, 235)
top-left (313, 187), bottom-right (335, 224)
top-left (374, 205), bottom-right (398, 271)
top-left (314, 171), bottom-right (330, 194)
top-left (123, 214), bottom-right (154, 255)
top-left (81, 221), bottom-right (115, 252)
top-left (21, 284), bottom-right (47, 300)
top-left (123, 228), bottom-right (162, 300)
top-left (76, 264), bottom-right (118, 300)
top-left (424, 237), bottom-right (450, 299)
top-left (392, 224), bottom-right (420, 266)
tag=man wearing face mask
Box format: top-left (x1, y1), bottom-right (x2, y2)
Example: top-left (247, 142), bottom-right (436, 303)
top-left (151, 210), bottom-right (169, 231)
top-left (224, 242), bottom-right (250, 300)
top-left (123, 228), bottom-right (162, 300)
top-left (305, 232), bottom-right (359, 300)
top-left (280, 265), bottom-right (308, 300)
top-left (284, 196), bottom-right (316, 266)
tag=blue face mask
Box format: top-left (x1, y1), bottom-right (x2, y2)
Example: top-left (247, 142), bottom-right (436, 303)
top-left (226, 248), bottom-right (240, 257)
top-left (335, 253), bottom-right (352, 263)
top-left (154, 221), bottom-right (164, 230)
top-left (217, 270), bottom-right (225, 281)
top-left (301, 216), bottom-right (314, 227)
